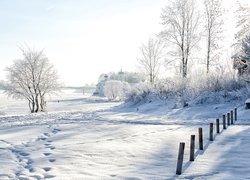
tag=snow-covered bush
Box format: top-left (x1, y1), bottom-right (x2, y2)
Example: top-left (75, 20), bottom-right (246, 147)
top-left (187, 74), bottom-right (248, 105)
top-left (125, 73), bottom-right (250, 106)
top-left (154, 80), bottom-right (175, 100)
top-left (104, 80), bottom-right (131, 101)
top-left (126, 82), bottom-right (154, 103)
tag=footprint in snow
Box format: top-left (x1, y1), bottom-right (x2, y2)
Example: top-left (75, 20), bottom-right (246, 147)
top-left (44, 175), bottom-right (55, 179)
top-left (19, 151), bottom-right (30, 157)
top-left (24, 159), bottom-right (35, 172)
top-left (43, 153), bottom-right (52, 156)
top-left (48, 146), bottom-right (55, 150)
top-left (25, 164), bottom-right (35, 173)
top-left (49, 159), bottom-right (56, 163)
top-left (27, 159), bottom-right (33, 164)
top-left (43, 133), bottom-right (50, 137)
top-left (43, 167), bottom-right (52, 172)
top-left (52, 128), bottom-right (61, 134)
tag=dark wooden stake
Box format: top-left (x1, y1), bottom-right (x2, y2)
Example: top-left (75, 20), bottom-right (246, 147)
top-left (209, 123), bottom-right (213, 141)
top-left (231, 110), bottom-right (234, 124)
top-left (176, 142), bottom-right (185, 175)
top-left (234, 108), bottom-right (237, 121)
top-left (190, 135), bottom-right (195, 161)
top-left (216, 118), bottom-right (220, 133)
top-left (223, 114), bottom-right (226, 129)
top-left (227, 113), bottom-right (230, 126)
top-left (198, 128), bottom-right (203, 150)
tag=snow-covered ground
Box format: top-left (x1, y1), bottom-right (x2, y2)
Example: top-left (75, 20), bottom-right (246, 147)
top-left (0, 89), bottom-right (250, 179)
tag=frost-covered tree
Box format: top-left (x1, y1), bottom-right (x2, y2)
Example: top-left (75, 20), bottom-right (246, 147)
top-left (137, 38), bottom-right (164, 84)
top-left (5, 47), bottom-right (60, 113)
top-left (234, 0), bottom-right (250, 51)
top-left (104, 80), bottom-right (130, 101)
top-left (241, 36), bottom-right (250, 62)
top-left (233, 36), bottom-right (250, 77)
top-left (160, 0), bottom-right (200, 78)
top-left (204, 0), bottom-right (223, 74)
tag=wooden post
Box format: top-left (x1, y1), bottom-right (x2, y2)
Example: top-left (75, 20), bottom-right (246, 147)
top-left (223, 114), bottom-right (226, 129)
top-left (198, 128), bottom-right (203, 150)
top-left (190, 135), bottom-right (195, 161)
top-left (227, 113), bottom-right (230, 126)
top-left (209, 123), bottom-right (213, 141)
top-left (176, 142), bottom-right (185, 175)
top-left (216, 119), bottom-right (220, 133)
top-left (234, 108), bottom-right (237, 121)
top-left (231, 110), bottom-right (234, 124)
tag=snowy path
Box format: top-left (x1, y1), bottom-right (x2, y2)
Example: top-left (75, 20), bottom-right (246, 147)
top-left (180, 125), bottom-right (250, 180)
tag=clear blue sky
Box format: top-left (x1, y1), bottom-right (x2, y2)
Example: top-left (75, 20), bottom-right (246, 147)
top-left (0, 0), bottom-right (166, 86)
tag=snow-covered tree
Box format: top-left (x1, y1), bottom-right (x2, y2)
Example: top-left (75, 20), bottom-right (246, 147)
top-left (160, 0), bottom-right (200, 78)
top-left (5, 47), bottom-right (60, 113)
top-left (204, 0), bottom-right (223, 73)
top-left (234, 0), bottom-right (250, 51)
top-left (93, 74), bottom-right (108, 96)
top-left (104, 80), bottom-right (130, 101)
top-left (241, 36), bottom-right (250, 62)
top-left (137, 37), bottom-right (164, 84)
top-left (233, 36), bottom-right (250, 77)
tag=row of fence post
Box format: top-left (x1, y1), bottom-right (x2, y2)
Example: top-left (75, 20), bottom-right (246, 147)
top-left (176, 107), bottom-right (238, 175)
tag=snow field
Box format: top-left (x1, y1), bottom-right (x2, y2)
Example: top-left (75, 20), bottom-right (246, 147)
top-left (0, 90), bottom-right (250, 179)
top-left (0, 118), bottom-right (201, 179)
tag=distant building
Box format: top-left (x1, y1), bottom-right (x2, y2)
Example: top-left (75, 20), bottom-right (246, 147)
top-left (118, 68), bottom-right (125, 81)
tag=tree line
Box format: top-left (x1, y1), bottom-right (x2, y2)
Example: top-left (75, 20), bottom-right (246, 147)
top-left (138, 0), bottom-right (250, 84)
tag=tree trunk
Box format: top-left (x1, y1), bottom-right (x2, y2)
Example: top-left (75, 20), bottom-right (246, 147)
top-left (40, 96), bottom-right (45, 112)
top-left (182, 62), bottom-right (187, 78)
top-left (150, 72), bottom-right (154, 84)
top-left (35, 95), bottom-right (39, 113)
top-left (206, 30), bottom-right (211, 74)
top-left (31, 101), bottom-right (35, 113)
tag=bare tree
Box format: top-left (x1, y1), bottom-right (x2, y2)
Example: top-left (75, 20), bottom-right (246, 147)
top-left (204, 0), bottom-right (223, 74)
top-left (5, 47), bottom-right (61, 113)
top-left (137, 38), bottom-right (164, 84)
top-left (160, 0), bottom-right (200, 78)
